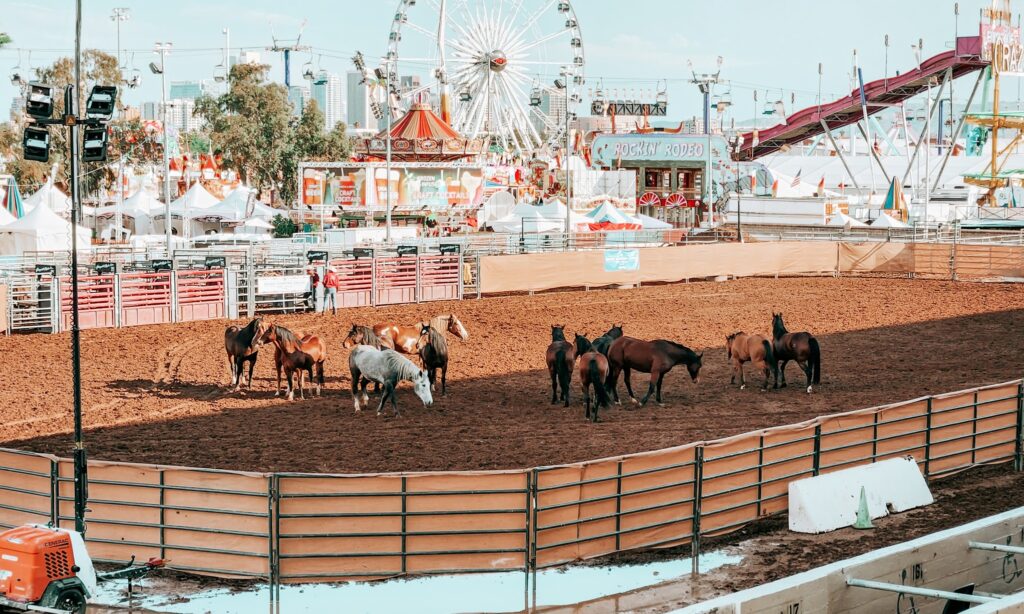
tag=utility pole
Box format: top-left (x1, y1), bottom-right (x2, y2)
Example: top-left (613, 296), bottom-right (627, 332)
top-left (557, 67), bottom-right (575, 237)
top-left (71, 0), bottom-right (86, 536)
top-left (152, 43), bottom-right (173, 252)
top-left (111, 8), bottom-right (130, 241)
top-left (267, 20), bottom-right (309, 89)
top-left (689, 57), bottom-right (723, 227)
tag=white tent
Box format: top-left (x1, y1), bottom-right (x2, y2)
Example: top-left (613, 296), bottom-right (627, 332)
top-left (825, 212), bottom-right (868, 227)
top-left (478, 191), bottom-right (516, 226)
top-left (23, 180), bottom-right (72, 215)
top-left (190, 187), bottom-right (277, 223)
top-left (94, 190), bottom-right (163, 236)
top-left (488, 204), bottom-right (563, 234)
top-left (585, 201), bottom-right (641, 225)
top-left (536, 199), bottom-right (591, 227)
top-left (168, 182), bottom-right (220, 214)
top-left (870, 213), bottom-right (910, 228)
top-left (634, 213), bottom-right (672, 230)
top-left (239, 217), bottom-right (274, 231)
top-left (0, 201), bottom-right (90, 254)
top-left (0, 206), bottom-right (14, 226)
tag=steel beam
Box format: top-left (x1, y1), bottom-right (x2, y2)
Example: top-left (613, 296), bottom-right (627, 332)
top-left (821, 119), bottom-right (862, 192)
top-left (857, 121), bottom-right (891, 183)
top-left (969, 540), bottom-right (1024, 555)
top-left (932, 69), bottom-right (986, 192)
top-left (846, 578), bottom-right (995, 604)
top-left (902, 70), bottom-right (951, 188)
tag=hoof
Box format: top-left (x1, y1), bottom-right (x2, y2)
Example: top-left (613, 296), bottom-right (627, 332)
top-left (630, 397), bottom-right (641, 406)
top-left (781, 383), bottom-right (788, 388)
top-left (740, 384), bottom-right (747, 390)
top-left (807, 386), bottom-right (814, 394)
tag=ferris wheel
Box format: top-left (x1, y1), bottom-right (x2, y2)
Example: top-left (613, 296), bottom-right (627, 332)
top-left (385, 0), bottom-right (585, 155)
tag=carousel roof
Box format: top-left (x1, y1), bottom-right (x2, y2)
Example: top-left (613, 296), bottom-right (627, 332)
top-left (355, 103), bottom-right (488, 162)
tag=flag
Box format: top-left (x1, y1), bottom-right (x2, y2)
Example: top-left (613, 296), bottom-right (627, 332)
top-left (771, 178), bottom-right (779, 198)
top-left (791, 170), bottom-right (802, 188)
top-left (749, 172), bottom-right (757, 192)
top-left (817, 176), bottom-right (825, 194)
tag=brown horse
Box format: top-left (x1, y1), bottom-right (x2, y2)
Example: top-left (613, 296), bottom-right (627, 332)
top-left (374, 314), bottom-right (469, 355)
top-left (590, 324), bottom-right (624, 357)
top-left (417, 323), bottom-right (449, 395)
top-left (575, 334), bottom-right (611, 423)
top-left (771, 313), bottom-right (821, 393)
top-left (342, 324), bottom-right (393, 350)
top-left (545, 325), bottom-right (575, 407)
top-left (725, 332), bottom-right (777, 392)
top-left (258, 323), bottom-right (327, 401)
top-left (224, 317), bottom-right (267, 391)
top-left (607, 337), bottom-right (703, 406)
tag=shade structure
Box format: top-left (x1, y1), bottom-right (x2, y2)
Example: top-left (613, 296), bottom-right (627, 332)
top-left (0, 201), bottom-right (90, 254)
top-left (536, 199), bottom-right (591, 227)
top-left (826, 212), bottom-right (868, 227)
top-left (488, 203), bottom-right (563, 234)
top-left (585, 201), bottom-right (643, 230)
top-left (354, 103), bottom-right (488, 161)
top-left (3, 177), bottom-right (24, 218)
top-left (23, 180), bottom-right (72, 215)
top-left (634, 213), bottom-right (673, 230)
top-left (870, 212), bottom-right (910, 228)
top-left (191, 187), bottom-right (277, 222)
top-left (167, 182), bottom-right (221, 215)
top-left (239, 217), bottom-right (274, 232)
top-left (94, 190), bottom-right (163, 236)
top-left (0, 206), bottom-right (14, 226)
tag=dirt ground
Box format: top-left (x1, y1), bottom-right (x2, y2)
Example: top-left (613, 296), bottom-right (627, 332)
top-left (3, 276), bottom-right (1024, 474)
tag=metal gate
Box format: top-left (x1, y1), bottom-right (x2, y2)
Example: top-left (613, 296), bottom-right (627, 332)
top-left (330, 259), bottom-right (372, 308)
top-left (120, 272), bottom-right (173, 327)
top-left (374, 257), bottom-right (418, 306)
top-left (5, 273), bottom-right (57, 333)
top-left (176, 270), bottom-right (227, 322)
top-left (419, 255), bottom-right (462, 302)
top-left (59, 274), bottom-right (116, 331)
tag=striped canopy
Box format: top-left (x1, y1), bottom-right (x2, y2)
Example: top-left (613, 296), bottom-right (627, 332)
top-left (381, 104), bottom-right (462, 141)
top-left (355, 104), bottom-right (487, 162)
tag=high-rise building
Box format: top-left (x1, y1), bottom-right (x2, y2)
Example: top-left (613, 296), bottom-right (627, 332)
top-left (9, 95), bottom-right (25, 123)
top-left (237, 51), bottom-right (261, 66)
top-left (169, 81), bottom-right (205, 100)
top-left (346, 71), bottom-right (377, 131)
top-left (288, 85), bottom-right (310, 117)
top-left (312, 71), bottom-right (345, 130)
top-left (165, 99), bottom-right (203, 132)
top-left (141, 101), bottom-right (159, 121)
top-left (533, 89), bottom-right (566, 139)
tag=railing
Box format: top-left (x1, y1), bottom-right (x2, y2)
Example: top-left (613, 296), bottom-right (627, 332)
top-left (0, 381), bottom-right (1019, 586)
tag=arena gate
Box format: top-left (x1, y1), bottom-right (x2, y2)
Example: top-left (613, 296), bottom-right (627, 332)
top-left (0, 381), bottom-right (1020, 586)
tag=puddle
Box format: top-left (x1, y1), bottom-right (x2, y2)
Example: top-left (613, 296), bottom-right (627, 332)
top-left (90, 551), bottom-right (742, 613)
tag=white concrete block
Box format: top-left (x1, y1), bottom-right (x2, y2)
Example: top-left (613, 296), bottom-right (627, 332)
top-left (788, 456), bottom-right (933, 533)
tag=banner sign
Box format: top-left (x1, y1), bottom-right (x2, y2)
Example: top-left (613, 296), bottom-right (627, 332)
top-left (94, 262), bottom-right (117, 275)
top-left (204, 256), bottom-right (226, 269)
top-left (982, 1), bottom-right (1023, 74)
top-left (397, 245), bottom-right (419, 257)
top-left (352, 248), bottom-right (374, 260)
top-left (604, 249), bottom-right (640, 272)
top-left (34, 264), bottom-right (56, 276)
top-left (150, 259), bottom-right (173, 272)
top-left (302, 165), bottom-right (492, 211)
top-left (306, 250), bottom-right (328, 263)
top-left (438, 244), bottom-right (461, 255)
top-left (257, 275), bottom-right (309, 295)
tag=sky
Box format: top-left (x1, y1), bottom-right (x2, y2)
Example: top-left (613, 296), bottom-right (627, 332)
top-left (0, 0), bottom-right (1013, 124)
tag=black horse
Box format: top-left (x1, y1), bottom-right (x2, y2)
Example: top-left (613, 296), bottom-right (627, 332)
top-left (591, 324), bottom-right (623, 357)
top-left (224, 317), bottom-right (266, 391)
top-left (771, 313), bottom-right (821, 393)
top-left (417, 323), bottom-right (450, 396)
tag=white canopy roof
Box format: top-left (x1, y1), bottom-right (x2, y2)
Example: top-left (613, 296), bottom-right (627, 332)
top-left (536, 199), bottom-right (591, 226)
top-left (489, 204), bottom-right (564, 234)
top-left (870, 213), bottom-right (910, 228)
top-left (585, 201), bottom-right (640, 225)
top-left (634, 213), bottom-right (673, 230)
top-left (24, 180), bottom-right (72, 214)
top-left (0, 201), bottom-right (90, 254)
top-left (826, 212), bottom-right (868, 227)
top-left (187, 187), bottom-right (277, 222)
top-left (240, 217), bottom-right (274, 230)
top-left (94, 190), bottom-right (163, 219)
top-left (0, 206), bottom-right (14, 226)
top-left (166, 182), bottom-right (221, 216)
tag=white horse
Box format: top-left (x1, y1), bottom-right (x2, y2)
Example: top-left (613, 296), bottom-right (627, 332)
top-left (349, 346), bottom-right (433, 416)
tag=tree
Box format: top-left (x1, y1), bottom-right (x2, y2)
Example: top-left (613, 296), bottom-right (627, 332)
top-left (271, 213), bottom-right (297, 238)
top-left (0, 33), bottom-right (11, 49)
top-left (278, 101), bottom-right (355, 205)
top-left (195, 63), bottom-right (292, 199)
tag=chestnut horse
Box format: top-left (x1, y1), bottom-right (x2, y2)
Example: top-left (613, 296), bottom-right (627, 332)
top-left (258, 323), bottom-right (327, 401)
top-left (725, 332), bottom-right (777, 392)
top-left (575, 334), bottom-right (611, 423)
top-left (590, 324), bottom-right (623, 357)
top-left (545, 325), bottom-right (575, 407)
top-left (342, 324), bottom-right (393, 350)
top-left (771, 313), bottom-right (821, 393)
top-left (607, 337), bottom-right (703, 406)
top-left (224, 317), bottom-right (267, 392)
top-left (374, 314), bottom-right (469, 355)
top-left (417, 323), bottom-right (449, 396)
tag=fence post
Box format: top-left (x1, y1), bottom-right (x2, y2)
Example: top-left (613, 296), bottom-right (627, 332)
top-left (972, 390), bottom-right (980, 466)
top-left (50, 277), bottom-right (60, 334)
top-left (49, 458), bottom-right (59, 527)
top-left (246, 260), bottom-right (256, 319)
top-left (924, 397), bottom-right (934, 477)
top-left (414, 256), bottom-right (421, 304)
top-left (475, 254), bottom-right (482, 299)
top-left (812, 425), bottom-right (822, 476)
top-left (528, 467), bottom-right (538, 574)
top-left (113, 273), bottom-right (122, 329)
top-left (614, 460), bottom-right (623, 552)
top-left (691, 446), bottom-right (704, 576)
top-left (169, 271), bottom-right (179, 324)
top-left (371, 257), bottom-right (377, 307)
top-left (269, 474), bottom-right (280, 600)
top-left (1016, 382), bottom-right (1024, 472)
top-left (400, 476), bottom-right (408, 574)
top-left (158, 471), bottom-right (166, 561)
top-left (755, 435), bottom-right (764, 518)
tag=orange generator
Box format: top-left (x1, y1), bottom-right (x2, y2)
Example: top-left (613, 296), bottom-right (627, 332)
top-left (0, 525), bottom-right (87, 613)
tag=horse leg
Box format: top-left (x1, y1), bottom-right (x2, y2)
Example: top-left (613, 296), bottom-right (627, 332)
top-left (779, 360), bottom-right (789, 388)
top-left (549, 366), bottom-right (559, 405)
top-left (285, 369), bottom-right (295, 401)
top-left (655, 372), bottom-right (666, 405)
top-left (227, 353), bottom-right (238, 389)
top-left (605, 365), bottom-right (621, 405)
top-left (274, 360), bottom-right (283, 397)
top-left (739, 361), bottom-right (747, 390)
top-left (759, 360), bottom-right (770, 392)
top-left (623, 368), bottom-right (640, 405)
top-left (316, 361), bottom-right (324, 397)
top-left (376, 384), bottom-right (392, 416)
top-left (583, 383), bottom-right (592, 422)
top-left (246, 357), bottom-right (256, 389)
top-left (441, 362), bottom-right (448, 396)
top-left (351, 368), bottom-right (362, 412)
top-left (639, 370), bottom-right (658, 406)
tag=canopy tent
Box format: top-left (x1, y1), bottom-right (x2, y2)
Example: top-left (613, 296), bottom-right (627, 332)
top-left (167, 182), bottom-right (221, 215)
top-left (870, 212), bottom-right (910, 228)
top-left (0, 201), bottom-right (90, 254)
top-left (488, 204), bottom-right (564, 234)
top-left (93, 190), bottom-right (163, 236)
top-left (634, 213), bottom-right (673, 230)
top-left (3, 177), bottom-right (24, 218)
top-left (190, 187), bottom-right (277, 223)
top-left (23, 180), bottom-right (72, 215)
top-left (239, 217), bottom-right (274, 231)
top-left (478, 191), bottom-right (517, 227)
top-left (825, 212), bottom-right (868, 227)
top-left (585, 201), bottom-right (643, 231)
top-left (536, 199), bottom-right (591, 227)
top-left (0, 206), bottom-right (14, 226)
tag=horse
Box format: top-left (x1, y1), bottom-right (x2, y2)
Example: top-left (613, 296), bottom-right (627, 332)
top-left (349, 345), bottom-right (433, 416)
top-left (771, 313), bottom-right (821, 393)
top-left (224, 317), bottom-right (267, 392)
top-left (374, 314), bottom-right (469, 355)
top-left (417, 323), bottom-right (449, 396)
top-left (545, 325), bottom-right (575, 407)
top-left (342, 324), bottom-right (393, 350)
top-left (591, 324), bottom-right (624, 357)
top-left (575, 334), bottom-right (611, 423)
top-left (606, 337), bottom-right (703, 406)
top-left (725, 332), bottom-right (777, 392)
top-left (257, 323), bottom-right (327, 401)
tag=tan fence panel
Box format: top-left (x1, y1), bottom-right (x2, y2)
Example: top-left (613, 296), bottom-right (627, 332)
top-left (929, 389), bottom-right (983, 476)
top-left (615, 446), bottom-right (697, 552)
top-left (838, 242), bottom-right (914, 274)
top-left (974, 382), bottom-right (1020, 465)
top-left (874, 399), bottom-right (929, 464)
top-left (278, 471), bottom-right (527, 582)
top-left (479, 242), bottom-right (838, 294)
top-left (759, 425), bottom-right (816, 516)
top-left (701, 435), bottom-right (763, 537)
top-left (0, 449), bottom-right (53, 529)
top-left (956, 245), bottom-right (1024, 279)
top-left (914, 243), bottom-right (953, 277)
top-left (819, 410), bottom-right (877, 474)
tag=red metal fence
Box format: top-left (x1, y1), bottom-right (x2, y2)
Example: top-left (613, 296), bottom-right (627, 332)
top-left (120, 272), bottom-right (173, 327)
top-left (176, 270), bottom-right (226, 323)
top-left (59, 275), bottom-right (115, 331)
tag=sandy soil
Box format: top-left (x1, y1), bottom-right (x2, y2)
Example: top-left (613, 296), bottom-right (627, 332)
top-left (3, 277), bottom-right (1024, 474)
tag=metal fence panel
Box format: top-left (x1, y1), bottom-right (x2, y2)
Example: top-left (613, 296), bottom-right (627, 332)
top-left (59, 274), bottom-right (116, 331)
top-left (5, 274), bottom-right (57, 333)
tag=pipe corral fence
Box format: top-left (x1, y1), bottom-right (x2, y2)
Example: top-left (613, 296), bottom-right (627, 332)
top-left (0, 380), bottom-right (1021, 586)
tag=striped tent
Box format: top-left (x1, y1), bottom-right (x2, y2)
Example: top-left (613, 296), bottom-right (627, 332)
top-left (355, 103), bottom-right (488, 162)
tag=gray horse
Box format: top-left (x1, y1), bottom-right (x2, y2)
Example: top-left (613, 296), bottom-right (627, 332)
top-left (349, 346), bottom-right (433, 416)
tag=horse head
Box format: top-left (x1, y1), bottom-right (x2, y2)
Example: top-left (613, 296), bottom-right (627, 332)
top-left (771, 313), bottom-right (786, 338)
top-left (605, 324), bottom-right (623, 339)
top-left (574, 334), bottom-right (592, 356)
top-left (448, 314), bottom-right (469, 341)
top-left (412, 369), bottom-right (434, 407)
top-left (342, 324), bottom-right (362, 349)
top-left (249, 317), bottom-right (269, 350)
top-left (551, 325), bottom-right (566, 342)
top-left (416, 323), bottom-right (431, 352)
top-left (256, 322), bottom-right (277, 347)
top-left (688, 352), bottom-right (704, 383)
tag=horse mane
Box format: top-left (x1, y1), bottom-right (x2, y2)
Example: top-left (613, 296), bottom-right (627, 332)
top-left (353, 324), bottom-right (387, 348)
top-left (772, 314), bottom-right (788, 337)
top-left (384, 350), bottom-right (422, 381)
top-left (238, 318), bottom-right (262, 345)
top-left (274, 324), bottom-right (301, 349)
top-left (425, 326), bottom-right (448, 357)
top-left (429, 315), bottom-right (450, 329)
top-left (663, 339), bottom-right (699, 358)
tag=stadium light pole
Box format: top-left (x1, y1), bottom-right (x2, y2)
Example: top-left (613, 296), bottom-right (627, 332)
top-left (151, 43), bottom-right (173, 253)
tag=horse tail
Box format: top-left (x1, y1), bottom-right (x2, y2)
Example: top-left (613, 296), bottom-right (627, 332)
top-left (809, 337), bottom-right (821, 385)
top-left (589, 358), bottom-right (610, 408)
top-left (556, 347), bottom-right (571, 398)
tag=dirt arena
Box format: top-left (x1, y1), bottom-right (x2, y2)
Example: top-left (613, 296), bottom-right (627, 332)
top-left (3, 277), bottom-right (1024, 474)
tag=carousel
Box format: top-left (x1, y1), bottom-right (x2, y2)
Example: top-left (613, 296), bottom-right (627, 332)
top-left (354, 103), bottom-right (488, 162)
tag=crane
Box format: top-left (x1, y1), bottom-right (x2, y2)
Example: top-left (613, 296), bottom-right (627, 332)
top-left (267, 19), bottom-right (309, 88)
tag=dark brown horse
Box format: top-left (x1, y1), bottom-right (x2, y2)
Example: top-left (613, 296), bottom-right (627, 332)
top-left (258, 323), bottom-right (327, 401)
top-left (224, 317), bottom-right (267, 392)
top-left (771, 313), bottom-right (821, 393)
top-left (545, 325), bottom-right (575, 407)
top-left (607, 337), bottom-right (703, 406)
top-left (725, 332), bottom-right (777, 392)
top-left (575, 334), bottom-right (611, 423)
top-left (590, 324), bottom-right (623, 357)
top-left (417, 323), bottom-right (449, 396)
top-left (343, 324), bottom-right (393, 350)
top-left (374, 314), bottom-right (469, 355)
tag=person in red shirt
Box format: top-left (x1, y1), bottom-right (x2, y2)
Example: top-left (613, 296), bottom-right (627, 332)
top-left (323, 266), bottom-right (340, 315)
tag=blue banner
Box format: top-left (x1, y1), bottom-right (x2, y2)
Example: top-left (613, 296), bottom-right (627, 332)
top-left (604, 249), bottom-right (640, 272)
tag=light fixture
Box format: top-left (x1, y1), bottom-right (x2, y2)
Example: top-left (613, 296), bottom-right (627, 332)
top-left (25, 82), bottom-right (54, 119)
top-left (149, 61), bottom-right (163, 75)
top-left (86, 85), bottom-right (118, 119)
top-left (22, 125), bottom-right (50, 162)
top-left (82, 126), bottom-right (110, 162)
